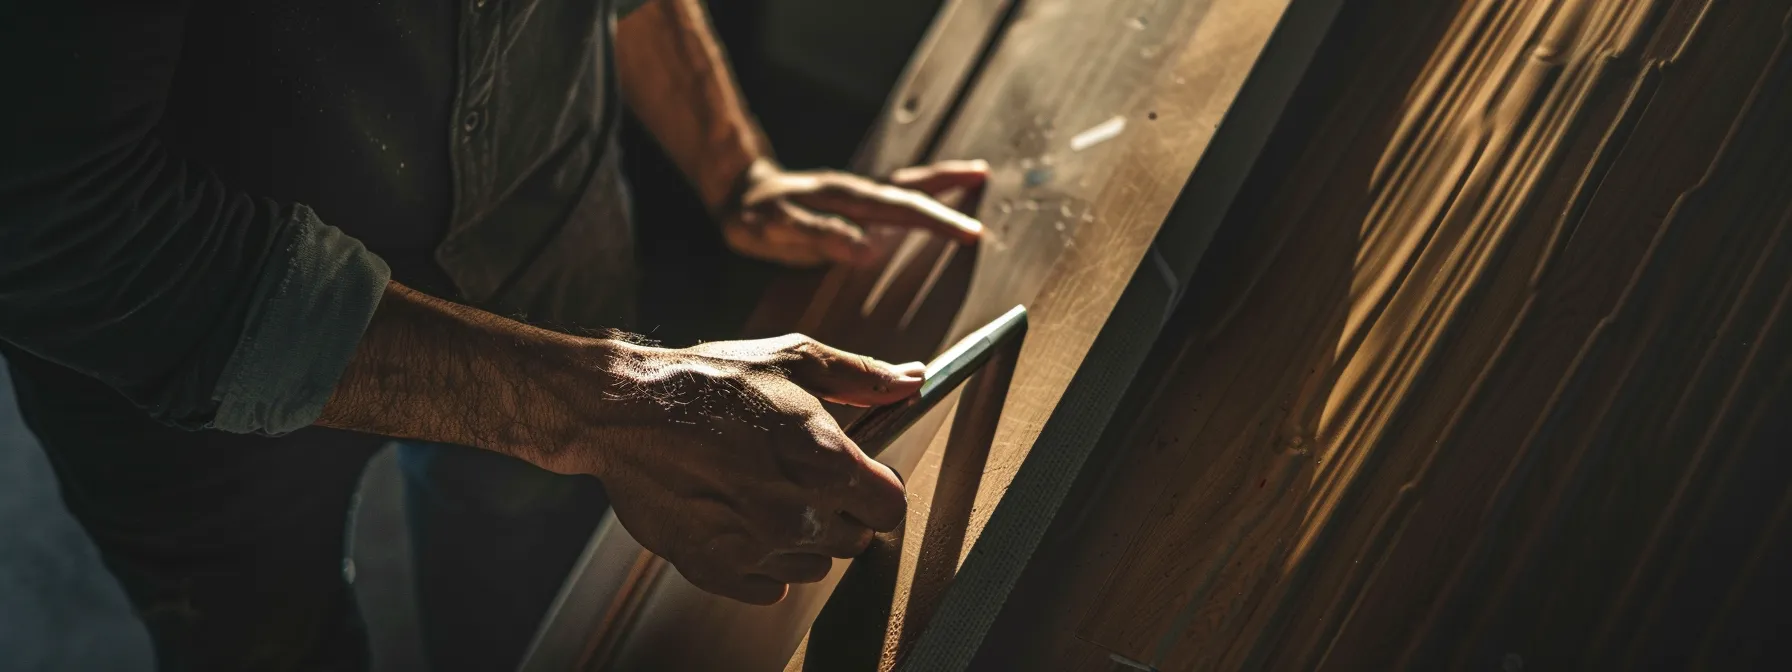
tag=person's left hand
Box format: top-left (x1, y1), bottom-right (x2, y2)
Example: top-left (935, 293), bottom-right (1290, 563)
top-left (718, 159), bottom-right (989, 268)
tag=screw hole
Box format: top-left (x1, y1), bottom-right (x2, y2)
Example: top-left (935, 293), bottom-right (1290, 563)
top-left (894, 95), bottom-right (923, 123)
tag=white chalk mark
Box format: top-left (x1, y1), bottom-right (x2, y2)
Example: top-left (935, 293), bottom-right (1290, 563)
top-left (799, 506), bottom-right (823, 545)
top-left (1070, 115), bottom-right (1128, 151)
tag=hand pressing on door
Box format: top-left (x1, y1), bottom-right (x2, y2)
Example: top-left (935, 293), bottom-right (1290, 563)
top-left (717, 158), bottom-right (990, 268)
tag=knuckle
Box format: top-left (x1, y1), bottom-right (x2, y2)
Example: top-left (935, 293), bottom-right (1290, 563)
top-left (790, 339), bottom-right (829, 368)
top-left (817, 174), bottom-right (858, 192)
top-left (825, 444), bottom-right (864, 471)
top-left (794, 432), bottom-right (851, 467)
top-left (774, 332), bottom-right (818, 354)
top-left (852, 351), bottom-right (881, 375)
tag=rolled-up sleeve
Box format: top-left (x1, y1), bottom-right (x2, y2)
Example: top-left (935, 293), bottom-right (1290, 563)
top-left (0, 1), bottom-right (389, 435)
top-left (207, 206), bottom-right (389, 434)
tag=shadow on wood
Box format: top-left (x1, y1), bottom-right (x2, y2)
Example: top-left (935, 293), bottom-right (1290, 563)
top-left (803, 323), bottom-right (1022, 671)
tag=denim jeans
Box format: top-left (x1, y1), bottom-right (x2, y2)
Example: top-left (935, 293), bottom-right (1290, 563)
top-left (396, 442), bottom-right (608, 672)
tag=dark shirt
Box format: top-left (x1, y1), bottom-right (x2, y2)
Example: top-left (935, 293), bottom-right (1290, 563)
top-left (1, 0), bottom-right (648, 434)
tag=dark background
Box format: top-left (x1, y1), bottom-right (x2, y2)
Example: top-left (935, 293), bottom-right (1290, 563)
top-left (0, 1), bottom-right (942, 669)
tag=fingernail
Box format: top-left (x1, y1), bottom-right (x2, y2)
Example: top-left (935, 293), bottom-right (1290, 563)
top-left (895, 361), bottom-right (927, 380)
top-left (958, 217), bottom-right (985, 240)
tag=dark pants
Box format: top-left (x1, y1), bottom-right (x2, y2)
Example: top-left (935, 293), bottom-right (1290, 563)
top-left (3, 347), bottom-right (608, 672)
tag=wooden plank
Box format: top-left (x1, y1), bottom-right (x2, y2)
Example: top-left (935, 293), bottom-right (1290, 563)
top-left (519, 1), bottom-right (1013, 669)
top-left (966, 0), bottom-right (1466, 664)
top-left (970, 0), bottom-right (1792, 669)
top-left (800, 337), bottom-right (1020, 671)
top-left (806, 0), bottom-right (1336, 667)
top-left (743, 0), bottom-right (1018, 339)
top-left (898, 0), bottom-right (1355, 665)
top-left (538, 0), bottom-right (1332, 667)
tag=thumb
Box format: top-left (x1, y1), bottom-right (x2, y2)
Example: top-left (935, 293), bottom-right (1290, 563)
top-left (784, 339), bottom-right (926, 407)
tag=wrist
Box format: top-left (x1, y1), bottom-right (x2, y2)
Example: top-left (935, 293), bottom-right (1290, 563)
top-left (318, 282), bottom-right (655, 478)
top-left (709, 155), bottom-right (777, 221)
top-left (474, 332), bottom-right (643, 476)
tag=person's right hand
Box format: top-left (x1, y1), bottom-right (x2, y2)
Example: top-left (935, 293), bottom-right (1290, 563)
top-left (314, 283), bottom-right (916, 605)
top-left (531, 333), bottom-right (921, 605)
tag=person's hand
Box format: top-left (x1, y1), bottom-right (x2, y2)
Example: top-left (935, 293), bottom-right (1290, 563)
top-left (317, 284), bottom-right (919, 605)
top-left (534, 334), bottom-right (922, 605)
top-left (719, 158), bottom-right (990, 267)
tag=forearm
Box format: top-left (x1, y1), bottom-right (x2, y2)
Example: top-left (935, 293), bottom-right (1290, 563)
top-left (316, 281), bottom-right (627, 469)
top-left (616, 0), bottom-right (771, 212)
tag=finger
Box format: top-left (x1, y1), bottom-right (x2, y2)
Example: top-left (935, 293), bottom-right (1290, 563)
top-left (785, 503), bottom-right (877, 557)
top-left (769, 202), bottom-right (876, 266)
top-left (689, 571), bottom-right (789, 606)
top-left (888, 159), bottom-right (990, 195)
top-left (782, 337), bottom-right (926, 407)
top-left (832, 455), bottom-right (907, 533)
top-left (774, 430), bottom-right (906, 535)
top-left (788, 175), bottom-right (983, 245)
top-left (738, 493), bottom-right (872, 558)
top-left (723, 216), bottom-right (832, 268)
top-left (756, 552), bottom-right (835, 584)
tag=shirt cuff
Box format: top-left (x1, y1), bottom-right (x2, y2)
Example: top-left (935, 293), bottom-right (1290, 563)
top-left (208, 204), bottom-right (390, 435)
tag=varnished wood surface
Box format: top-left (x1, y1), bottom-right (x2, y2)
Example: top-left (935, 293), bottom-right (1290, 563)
top-left (978, 0), bottom-right (1792, 669)
top-left (801, 334), bottom-right (1021, 671)
top-left (743, 0), bottom-right (1017, 339)
top-left (556, 0), bottom-right (1312, 669)
top-left (522, 2), bottom-right (1012, 669)
top-left (783, 0), bottom-right (1307, 668)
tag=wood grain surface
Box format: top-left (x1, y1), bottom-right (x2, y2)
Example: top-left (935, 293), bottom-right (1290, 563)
top-left (976, 0), bottom-right (1792, 669)
top-left (556, 0), bottom-right (1311, 669)
top-left (520, 2), bottom-right (1013, 668)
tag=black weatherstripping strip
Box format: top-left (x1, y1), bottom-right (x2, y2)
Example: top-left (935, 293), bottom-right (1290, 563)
top-left (911, 0), bottom-right (1030, 164)
top-left (895, 0), bottom-right (1351, 668)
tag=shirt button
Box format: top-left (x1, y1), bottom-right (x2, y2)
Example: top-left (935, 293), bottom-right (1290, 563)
top-left (462, 110), bottom-right (483, 133)
top-left (474, 0), bottom-right (489, 9)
